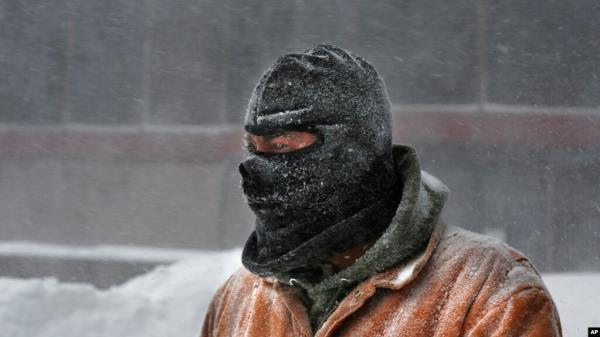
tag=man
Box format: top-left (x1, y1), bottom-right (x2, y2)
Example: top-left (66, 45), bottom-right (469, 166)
top-left (201, 44), bottom-right (562, 337)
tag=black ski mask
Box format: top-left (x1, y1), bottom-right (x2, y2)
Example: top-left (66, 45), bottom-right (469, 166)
top-left (240, 45), bottom-right (401, 277)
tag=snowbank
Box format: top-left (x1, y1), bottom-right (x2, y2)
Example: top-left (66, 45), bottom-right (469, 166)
top-left (0, 249), bottom-right (597, 337)
top-left (543, 272), bottom-right (600, 337)
top-left (0, 249), bottom-right (241, 337)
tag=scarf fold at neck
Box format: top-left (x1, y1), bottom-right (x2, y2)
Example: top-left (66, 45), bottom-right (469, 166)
top-left (274, 144), bottom-right (450, 332)
top-left (242, 186), bottom-right (401, 276)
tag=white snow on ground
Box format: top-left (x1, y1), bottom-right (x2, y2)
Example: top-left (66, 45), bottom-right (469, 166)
top-left (543, 272), bottom-right (600, 337)
top-left (0, 249), bottom-right (241, 337)
top-left (0, 248), bottom-right (598, 337)
top-left (0, 241), bottom-right (207, 263)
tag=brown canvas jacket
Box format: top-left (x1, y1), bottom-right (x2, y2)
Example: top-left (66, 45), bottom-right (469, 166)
top-left (200, 223), bottom-right (562, 337)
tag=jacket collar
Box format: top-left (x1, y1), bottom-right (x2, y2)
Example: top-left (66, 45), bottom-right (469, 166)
top-left (371, 220), bottom-right (445, 289)
top-left (264, 219), bottom-right (446, 291)
top-left (264, 221), bottom-right (446, 337)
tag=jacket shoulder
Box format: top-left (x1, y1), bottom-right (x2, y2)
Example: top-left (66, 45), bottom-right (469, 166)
top-left (210, 267), bottom-right (260, 306)
top-left (432, 226), bottom-right (557, 318)
top-left (201, 267), bottom-right (260, 337)
top-left (439, 226), bottom-right (540, 269)
top-left (430, 226), bottom-right (562, 335)
top-left (431, 225), bottom-right (549, 297)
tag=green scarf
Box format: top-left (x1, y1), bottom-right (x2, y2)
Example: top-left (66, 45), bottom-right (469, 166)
top-left (276, 144), bottom-right (449, 332)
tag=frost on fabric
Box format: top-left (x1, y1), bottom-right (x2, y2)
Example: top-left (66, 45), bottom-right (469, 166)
top-left (390, 252), bottom-right (422, 286)
top-left (420, 170), bottom-right (450, 195)
top-left (255, 107), bottom-right (314, 128)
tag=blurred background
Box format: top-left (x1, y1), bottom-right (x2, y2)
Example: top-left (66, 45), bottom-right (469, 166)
top-left (0, 0), bottom-right (599, 288)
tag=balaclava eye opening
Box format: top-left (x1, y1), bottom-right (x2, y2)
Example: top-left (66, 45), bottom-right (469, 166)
top-left (240, 44), bottom-right (401, 277)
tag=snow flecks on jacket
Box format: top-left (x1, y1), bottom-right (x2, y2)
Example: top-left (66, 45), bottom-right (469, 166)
top-left (202, 225), bottom-right (562, 337)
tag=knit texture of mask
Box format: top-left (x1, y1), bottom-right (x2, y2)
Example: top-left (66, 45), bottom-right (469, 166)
top-left (240, 44), bottom-right (400, 277)
top-left (276, 145), bottom-right (450, 332)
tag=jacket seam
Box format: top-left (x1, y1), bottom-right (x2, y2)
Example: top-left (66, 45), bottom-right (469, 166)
top-left (464, 285), bottom-right (545, 336)
top-left (458, 253), bottom-right (501, 334)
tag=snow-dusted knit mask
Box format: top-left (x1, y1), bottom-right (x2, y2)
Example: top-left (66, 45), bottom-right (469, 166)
top-left (239, 44), bottom-right (400, 277)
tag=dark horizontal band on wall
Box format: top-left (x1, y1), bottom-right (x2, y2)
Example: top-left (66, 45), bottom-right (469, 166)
top-left (393, 105), bottom-right (600, 150)
top-left (1, 107), bottom-right (598, 161)
top-left (0, 125), bottom-right (244, 162)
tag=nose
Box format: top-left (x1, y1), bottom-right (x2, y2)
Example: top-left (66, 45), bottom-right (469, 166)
top-left (239, 159), bottom-right (275, 187)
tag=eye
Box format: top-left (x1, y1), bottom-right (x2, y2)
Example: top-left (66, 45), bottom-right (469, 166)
top-left (246, 131), bottom-right (317, 154)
